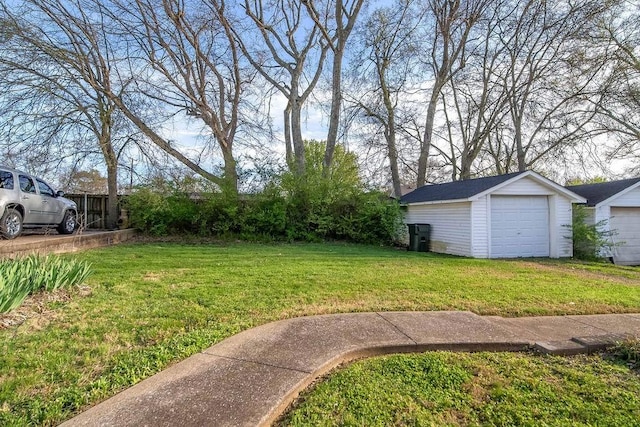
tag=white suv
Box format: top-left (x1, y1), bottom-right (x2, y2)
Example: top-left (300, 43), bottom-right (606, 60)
top-left (0, 166), bottom-right (78, 239)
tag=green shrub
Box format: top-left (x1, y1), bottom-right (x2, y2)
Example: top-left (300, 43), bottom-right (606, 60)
top-left (239, 188), bottom-right (288, 240)
top-left (0, 255), bottom-right (92, 313)
top-left (348, 192), bottom-right (404, 244)
top-left (125, 187), bottom-right (174, 236)
top-left (198, 192), bottom-right (242, 236)
top-left (124, 141), bottom-right (404, 244)
top-left (125, 182), bottom-right (402, 245)
top-left (570, 205), bottom-right (617, 261)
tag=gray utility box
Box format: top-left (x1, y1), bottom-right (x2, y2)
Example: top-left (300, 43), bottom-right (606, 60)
top-left (407, 224), bottom-right (431, 252)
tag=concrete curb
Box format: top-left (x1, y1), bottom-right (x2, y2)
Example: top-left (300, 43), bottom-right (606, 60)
top-left (0, 229), bottom-right (135, 258)
top-left (61, 311), bottom-right (640, 427)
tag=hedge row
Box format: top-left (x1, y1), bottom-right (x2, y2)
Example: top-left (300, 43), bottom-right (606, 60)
top-left (125, 186), bottom-right (404, 245)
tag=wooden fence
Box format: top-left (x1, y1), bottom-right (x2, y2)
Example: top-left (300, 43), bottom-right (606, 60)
top-left (65, 194), bottom-right (126, 230)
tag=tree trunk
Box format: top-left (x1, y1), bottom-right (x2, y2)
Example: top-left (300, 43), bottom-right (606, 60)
top-left (283, 105), bottom-right (294, 169)
top-left (323, 47), bottom-right (344, 176)
top-left (105, 161), bottom-right (119, 230)
top-left (459, 152), bottom-right (472, 180)
top-left (222, 145), bottom-right (238, 195)
top-left (513, 113), bottom-right (526, 171)
top-left (290, 96), bottom-right (306, 176)
top-left (417, 88), bottom-right (440, 186)
top-left (97, 104), bottom-right (119, 230)
top-left (386, 126), bottom-right (403, 199)
top-left (99, 139), bottom-right (119, 229)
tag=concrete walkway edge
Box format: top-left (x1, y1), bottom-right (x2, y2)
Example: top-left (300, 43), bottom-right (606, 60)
top-left (0, 229), bottom-right (136, 258)
top-left (62, 311), bottom-right (640, 427)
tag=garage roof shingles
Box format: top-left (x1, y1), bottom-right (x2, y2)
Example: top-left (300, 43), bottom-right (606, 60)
top-left (566, 177), bottom-right (640, 207)
top-left (400, 171), bottom-right (525, 204)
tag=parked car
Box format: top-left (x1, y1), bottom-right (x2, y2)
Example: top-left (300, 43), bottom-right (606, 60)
top-left (0, 166), bottom-right (78, 239)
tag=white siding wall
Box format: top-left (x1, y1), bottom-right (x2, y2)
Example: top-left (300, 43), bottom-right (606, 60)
top-left (594, 205), bottom-right (611, 227)
top-left (554, 195), bottom-right (575, 257)
top-left (610, 186), bottom-right (640, 206)
top-left (470, 197), bottom-right (489, 258)
top-left (404, 202), bottom-right (472, 257)
top-left (594, 186), bottom-right (640, 258)
top-left (492, 177), bottom-right (556, 195)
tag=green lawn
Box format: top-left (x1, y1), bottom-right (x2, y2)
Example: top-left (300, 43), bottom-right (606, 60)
top-left (1, 242), bottom-right (639, 425)
top-left (280, 351), bottom-right (640, 426)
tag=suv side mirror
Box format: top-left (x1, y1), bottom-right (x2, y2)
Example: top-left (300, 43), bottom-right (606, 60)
top-left (56, 190), bottom-right (65, 197)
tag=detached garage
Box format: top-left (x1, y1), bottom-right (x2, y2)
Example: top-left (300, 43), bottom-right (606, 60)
top-left (401, 171), bottom-right (586, 259)
top-left (566, 178), bottom-right (640, 266)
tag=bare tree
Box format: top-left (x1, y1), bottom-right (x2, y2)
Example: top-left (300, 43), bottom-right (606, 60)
top-left (0, 0), bottom-right (131, 228)
top-left (416, 0), bottom-right (487, 186)
top-left (302, 0), bottom-right (364, 174)
top-left (233, 0), bottom-right (329, 176)
top-left (108, 0), bottom-right (256, 194)
top-left (493, 0), bottom-right (608, 173)
top-left (593, 1), bottom-right (640, 170)
top-left (439, 0), bottom-right (510, 180)
top-left (347, 0), bottom-right (423, 197)
top-left (426, 0), bottom-right (614, 180)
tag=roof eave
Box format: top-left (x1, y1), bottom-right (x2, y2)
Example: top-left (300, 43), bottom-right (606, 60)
top-left (470, 170), bottom-right (586, 203)
top-left (401, 198), bottom-right (472, 207)
top-left (592, 180), bottom-right (640, 207)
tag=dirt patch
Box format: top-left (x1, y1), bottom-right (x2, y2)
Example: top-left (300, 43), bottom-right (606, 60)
top-left (143, 272), bottom-right (165, 282)
top-left (0, 286), bottom-right (92, 330)
top-left (515, 261), bottom-right (640, 285)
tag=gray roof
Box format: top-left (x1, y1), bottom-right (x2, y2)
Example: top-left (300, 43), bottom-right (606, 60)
top-left (566, 177), bottom-right (640, 207)
top-left (400, 171), bottom-right (526, 204)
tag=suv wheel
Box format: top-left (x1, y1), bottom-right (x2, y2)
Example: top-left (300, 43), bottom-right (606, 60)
top-left (1, 208), bottom-right (23, 239)
top-left (57, 210), bottom-right (77, 235)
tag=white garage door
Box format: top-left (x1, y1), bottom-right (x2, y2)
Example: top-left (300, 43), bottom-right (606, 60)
top-left (491, 196), bottom-right (550, 258)
top-left (611, 207), bottom-right (640, 266)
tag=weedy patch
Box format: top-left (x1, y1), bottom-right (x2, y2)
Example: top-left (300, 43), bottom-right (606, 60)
top-left (605, 338), bottom-right (640, 372)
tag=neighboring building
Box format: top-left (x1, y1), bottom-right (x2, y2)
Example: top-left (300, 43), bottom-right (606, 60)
top-left (566, 178), bottom-right (640, 266)
top-left (388, 185), bottom-right (416, 199)
top-left (401, 171), bottom-right (586, 259)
